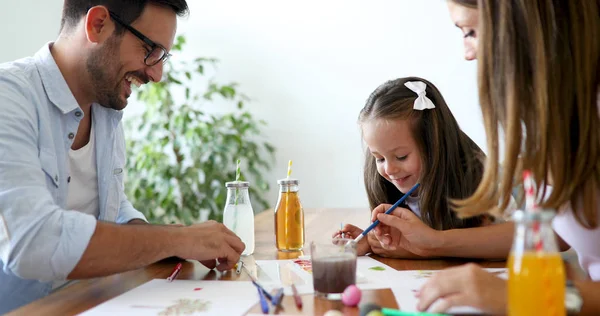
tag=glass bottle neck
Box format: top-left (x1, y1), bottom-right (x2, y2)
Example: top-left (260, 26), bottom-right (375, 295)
top-left (225, 187), bottom-right (251, 205)
top-left (279, 184), bottom-right (299, 193)
top-left (512, 215), bottom-right (559, 254)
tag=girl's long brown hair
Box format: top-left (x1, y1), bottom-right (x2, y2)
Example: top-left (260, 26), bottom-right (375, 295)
top-left (359, 77), bottom-right (487, 230)
top-left (454, 0), bottom-right (600, 229)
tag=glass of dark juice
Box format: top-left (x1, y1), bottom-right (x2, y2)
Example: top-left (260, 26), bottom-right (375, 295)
top-left (310, 238), bottom-right (357, 299)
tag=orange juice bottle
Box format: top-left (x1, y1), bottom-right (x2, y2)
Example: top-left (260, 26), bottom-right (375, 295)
top-left (274, 178), bottom-right (305, 251)
top-left (508, 210), bottom-right (565, 316)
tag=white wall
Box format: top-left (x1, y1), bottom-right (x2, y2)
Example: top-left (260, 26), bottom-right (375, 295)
top-left (0, 1), bottom-right (62, 62)
top-left (0, 0), bottom-right (484, 211)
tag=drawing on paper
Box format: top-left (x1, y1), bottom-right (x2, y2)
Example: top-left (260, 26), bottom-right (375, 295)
top-left (80, 280), bottom-right (258, 316)
top-left (157, 299), bottom-right (211, 316)
top-left (130, 299), bottom-right (211, 315)
top-left (368, 266), bottom-right (386, 271)
top-left (414, 270), bottom-right (434, 279)
top-left (292, 259), bottom-right (312, 274)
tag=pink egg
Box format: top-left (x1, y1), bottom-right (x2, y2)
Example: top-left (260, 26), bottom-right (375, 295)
top-left (342, 284), bottom-right (362, 307)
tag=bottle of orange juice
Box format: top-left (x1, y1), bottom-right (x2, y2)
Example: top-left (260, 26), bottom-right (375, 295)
top-left (274, 178), bottom-right (305, 252)
top-left (507, 209), bottom-right (565, 316)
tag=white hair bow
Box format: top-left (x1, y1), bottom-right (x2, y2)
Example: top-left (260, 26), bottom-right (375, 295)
top-left (404, 81), bottom-right (436, 110)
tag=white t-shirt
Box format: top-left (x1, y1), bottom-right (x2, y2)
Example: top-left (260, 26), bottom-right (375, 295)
top-left (553, 201), bottom-right (600, 280)
top-left (551, 96), bottom-right (600, 280)
top-left (405, 195), bottom-right (421, 218)
top-left (66, 121), bottom-right (99, 218)
top-left (53, 121), bottom-right (99, 290)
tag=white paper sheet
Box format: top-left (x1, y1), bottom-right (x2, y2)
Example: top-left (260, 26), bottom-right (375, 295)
top-left (79, 279), bottom-right (258, 316)
top-left (254, 256), bottom-right (399, 296)
top-left (389, 268), bottom-right (507, 314)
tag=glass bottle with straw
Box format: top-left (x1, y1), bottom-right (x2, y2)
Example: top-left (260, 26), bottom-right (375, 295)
top-left (223, 159), bottom-right (255, 255)
top-left (507, 170), bottom-right (565, 315)
top-left (274, 160), bottom-right (305, 252)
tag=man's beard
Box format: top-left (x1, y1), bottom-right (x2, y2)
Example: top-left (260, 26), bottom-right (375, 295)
top-left (85, 36), bottom-right (127, 110)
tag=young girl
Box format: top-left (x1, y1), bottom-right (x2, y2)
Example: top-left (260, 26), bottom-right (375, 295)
top-left (335, 76), bottom-right (517, 259)
top-left (416, 1), bottom-right (600, 314)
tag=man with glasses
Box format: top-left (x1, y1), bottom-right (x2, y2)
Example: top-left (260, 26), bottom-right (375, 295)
top-left (0, 1), bottom-right (244, 313)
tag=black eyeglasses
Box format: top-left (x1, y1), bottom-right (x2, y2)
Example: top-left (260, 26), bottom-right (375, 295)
top-left (109, 11), bottom-right (171, 66)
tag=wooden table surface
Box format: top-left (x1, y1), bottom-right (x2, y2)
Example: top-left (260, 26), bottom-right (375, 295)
top-left (8, 208), bottom-right (505, 316)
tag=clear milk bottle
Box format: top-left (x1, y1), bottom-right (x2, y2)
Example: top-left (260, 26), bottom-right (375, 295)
top-left (222, 181), bottom-right (255, 255)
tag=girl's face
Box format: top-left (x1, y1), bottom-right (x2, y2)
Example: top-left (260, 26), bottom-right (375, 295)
top-left (447, 1), bottom-right (479, 61)
top-left (362, 118), bottom-right (423, 194)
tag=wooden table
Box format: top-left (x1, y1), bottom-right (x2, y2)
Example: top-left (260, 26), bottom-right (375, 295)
top-left (8, 208), bottom-right (505, 316)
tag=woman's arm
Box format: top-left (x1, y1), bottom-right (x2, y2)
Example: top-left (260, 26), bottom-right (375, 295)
top-left (373, 207), bottom-right (513, 259)
top-left (374, 206), bottom-right (570, 259)
top-left (575, 281), bottom-right (600, 315)
top-left (432, 222), bottom-right (514, 259)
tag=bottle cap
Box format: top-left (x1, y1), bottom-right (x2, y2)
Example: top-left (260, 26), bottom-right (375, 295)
top-left (277, 178), bottom-right (299, 185)
top-left (225, 181), bottom-right (250, 188)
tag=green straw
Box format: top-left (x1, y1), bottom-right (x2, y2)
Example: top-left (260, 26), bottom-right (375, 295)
top-left (233, 159), bottom-right (241, 232)
top-left (235, 159), bottom-right (241, 205)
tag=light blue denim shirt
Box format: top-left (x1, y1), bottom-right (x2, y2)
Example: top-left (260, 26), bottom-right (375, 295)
top-left (0, 43), bottom-right (147, 313)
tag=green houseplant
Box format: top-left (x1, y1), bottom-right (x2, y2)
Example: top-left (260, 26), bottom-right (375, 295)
top-left (124, 35), bottom-right (275, 224)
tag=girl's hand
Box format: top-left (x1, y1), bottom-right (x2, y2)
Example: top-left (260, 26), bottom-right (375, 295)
top-left (332, 224), bottom-right (372, 256)
top-left (417, 263), bottom-right (506, 314)
top-left (371, 204), bottom-right (442, 257)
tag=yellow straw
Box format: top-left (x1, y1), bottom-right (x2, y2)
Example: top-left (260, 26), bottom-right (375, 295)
top-left (285, 160), bottom-right (292, 248)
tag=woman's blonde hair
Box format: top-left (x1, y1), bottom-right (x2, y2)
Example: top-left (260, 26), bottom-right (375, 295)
top-left (449, 0), bottom-right (477, 9)
top-left (454, 0), bottom-right (600, 229)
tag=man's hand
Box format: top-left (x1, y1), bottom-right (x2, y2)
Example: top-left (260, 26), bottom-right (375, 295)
top-left (174, 221), bottom-right (245, 271)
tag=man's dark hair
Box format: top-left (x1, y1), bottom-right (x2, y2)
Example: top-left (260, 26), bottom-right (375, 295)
top-left (60, 0), bottom-right (189, 33)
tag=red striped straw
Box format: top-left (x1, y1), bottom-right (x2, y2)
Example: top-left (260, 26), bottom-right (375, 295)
top-left (523, 170), bottom-right (543, 251)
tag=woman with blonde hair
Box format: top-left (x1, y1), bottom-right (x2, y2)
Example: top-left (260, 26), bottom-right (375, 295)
top-left (446, 0), bottom-right (478, 61)
top-left (406, 1), bottom-right (600, 314)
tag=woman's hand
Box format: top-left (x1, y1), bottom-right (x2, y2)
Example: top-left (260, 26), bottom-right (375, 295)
top-left (417, 263), bottom-right (507, 314)
top-left (368, 230), bottom-right (424, 258)
top-left (371, 204), bottom-right (443, 257)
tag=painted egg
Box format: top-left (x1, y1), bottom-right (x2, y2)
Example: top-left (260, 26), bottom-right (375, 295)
top-left (365, 311), bottom-right (383, 316)
top-left (323, 310), bottom-right (343, 316)
top-left (342, 284), bottom-right (362, 307)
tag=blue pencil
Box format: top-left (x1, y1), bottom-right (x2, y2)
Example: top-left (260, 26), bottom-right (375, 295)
top-left (354, 183), bottom-right (420, 242)
top-left (251, 280), bottom-right (273, 301)
top-left (256, 286), bottom-right (269, 314)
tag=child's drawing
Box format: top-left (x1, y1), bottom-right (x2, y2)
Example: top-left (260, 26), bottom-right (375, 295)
top-left (158, 299), bottom-right (210, 316)
top-left (292, 259), bottom-right (312, 274)
top-left (79, 280), bottom-right (258, 316)
top-left (414, 270), bottom-right (434, 279)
